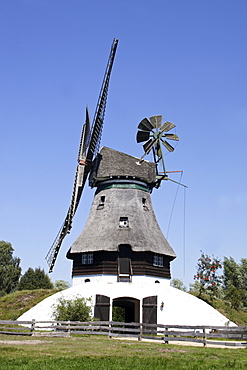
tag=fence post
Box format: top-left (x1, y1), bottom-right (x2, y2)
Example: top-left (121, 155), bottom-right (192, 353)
top-left (138, 323), bottom-right (143, 341)
top-left (108, 322), bottom-right (112, 339)
top-left (203, 327), bottom-right (207, 347)
top-left (164, 327), bottom-right (169, 344)
top-left (31, 319), bottom-right (35, 335)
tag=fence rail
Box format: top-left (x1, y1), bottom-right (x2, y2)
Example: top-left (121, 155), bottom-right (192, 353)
top-left (0, 320), bottom-right (247, 347)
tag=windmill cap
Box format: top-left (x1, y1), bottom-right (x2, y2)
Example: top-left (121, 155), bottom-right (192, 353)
top-left (90, 147), bottom-right (156, 186)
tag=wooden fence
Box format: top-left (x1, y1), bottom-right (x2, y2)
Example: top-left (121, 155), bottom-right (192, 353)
top-left (0, 320), bottom-right (247, 347)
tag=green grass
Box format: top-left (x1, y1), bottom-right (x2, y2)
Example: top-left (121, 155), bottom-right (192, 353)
top-left (0, 290), bottom-right (57, 320)
top-left (212, 298), bottom-right (247, 326)
top-left (0, 334), bottom-right (247, 369)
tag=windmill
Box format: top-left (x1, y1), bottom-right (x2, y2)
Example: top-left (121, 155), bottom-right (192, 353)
top-left (46, 39), bottom-right (178, 325)
top-left (21, 42), bottom-right (234, 328)
top-left (46, 38), bottom-right (118, 272)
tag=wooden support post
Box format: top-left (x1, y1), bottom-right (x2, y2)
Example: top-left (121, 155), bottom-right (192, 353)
top-left (108, 322), bottom-right (112, 338)
top-left (31, 319), bottom-right (35, 335)
top-left (203, 327), bottom-right (207, 347)
top-left (67, 320), bottom-right (71, 334)
top-left (138, 323), bottom-right (143, 341)
top-left (164, 327), bottom-right (169, 344)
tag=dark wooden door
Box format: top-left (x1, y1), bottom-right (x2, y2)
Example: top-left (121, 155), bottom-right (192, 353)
top-left (94, 294), bottom-right (110, 321)
top-left (119, 258), bottom-right (130, 274)
top-left (118, 245), bottom-right (132, 282)
top-left (142, 295), bottom-right (157, 324)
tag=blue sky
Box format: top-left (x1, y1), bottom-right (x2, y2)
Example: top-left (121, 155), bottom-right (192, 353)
top-left (1, 0), bottom-right (247, 288)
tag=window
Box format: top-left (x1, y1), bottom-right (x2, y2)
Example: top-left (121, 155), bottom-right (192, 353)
top-left (153, 254), bottom-right (163, 267)
top-left (97, 196), bottom-right (105, 210)
top-left (119, 217), bottom-right (129, 228)
top-left (142, 198), bottom-right (149, 211)
top-left (82, 253), bottom-right (93, 265)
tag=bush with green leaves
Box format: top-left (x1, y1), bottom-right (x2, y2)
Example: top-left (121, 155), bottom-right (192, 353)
top-left (53, 280), bottom-right (70, 291)
top-left (18, 267), bottom-right (53, 290)
top-left (170, 278), bottom-right (187, 292)
top-left (53, 297), bottom-right (92, 321)
top-left (112, 306), bottom-right (125, 322)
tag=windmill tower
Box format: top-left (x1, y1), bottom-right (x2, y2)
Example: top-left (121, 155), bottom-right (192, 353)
top-left (46, 39), bottom-right (181, 324)
top-left (66, 145), bottom-right (177, 285)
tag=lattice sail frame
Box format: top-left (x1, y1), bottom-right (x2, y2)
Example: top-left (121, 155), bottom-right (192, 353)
top-left (46, 39), bottom-right (118, 272)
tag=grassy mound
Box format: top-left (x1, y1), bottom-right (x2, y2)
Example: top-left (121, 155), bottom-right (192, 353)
top-left (0, 289), bottom-right (57, 320)
top-left (211, 298), bottom-right (247, 326)
top-left (189, 292), bottom-right (247, 326)
top-left (1, 289), bottom-right (247, 325)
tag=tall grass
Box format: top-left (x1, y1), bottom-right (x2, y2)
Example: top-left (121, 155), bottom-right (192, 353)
top-left (0, 290), bottom-right (56, 320)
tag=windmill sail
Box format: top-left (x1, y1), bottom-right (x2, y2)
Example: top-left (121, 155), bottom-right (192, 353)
top-left (45, 109), bottom-right (90, 273)
top-left (86, 38), bottom-right (118, 163)
top-left (46, 38), bottom-right (118, 272)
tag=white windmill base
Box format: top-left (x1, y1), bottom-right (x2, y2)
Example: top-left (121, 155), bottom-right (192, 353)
top-left (18, 277), bottom-right (235, 327)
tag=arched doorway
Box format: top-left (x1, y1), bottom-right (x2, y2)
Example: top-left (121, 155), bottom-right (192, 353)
top-left (112, 297), bottom-right (140, 322)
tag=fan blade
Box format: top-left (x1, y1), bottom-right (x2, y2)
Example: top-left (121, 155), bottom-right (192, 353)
top-left (136, 130), bottom-right (150, 143)
top-left (161, 121), bottom-right (176, 132)
top-left (149, 115), bottom-right (162, 128)
top-left (138, 118), bottom-right (154, 131)
top-left (143, 138), bottom-right (156, 154)
top-left (161, 139), bottom-right (174, 152)
top-left (163, 133), bottom-right (179, 141)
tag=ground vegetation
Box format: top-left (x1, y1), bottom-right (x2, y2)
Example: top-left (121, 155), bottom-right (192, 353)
top-left (0, 335), bottom-right (247, 369)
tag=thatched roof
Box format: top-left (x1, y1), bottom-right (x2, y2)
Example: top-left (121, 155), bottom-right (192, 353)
top-left (68, 187), bottom-right (176, 257)
top-left (90, 146), bottom-right (156, 185)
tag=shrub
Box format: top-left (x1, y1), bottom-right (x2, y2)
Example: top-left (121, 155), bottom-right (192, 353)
top-left (53, 280), bottom-right (70, 291)
top-left (52, 297), bottom-right (92, 321)
top-left (112, 306), bottom-right (125, 322)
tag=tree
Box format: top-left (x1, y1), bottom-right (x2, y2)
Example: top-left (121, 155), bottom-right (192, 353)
top-left (53, 280), bottom-right (70, 291)
top-left (223, 257), bottom-right (247, 310)
top-left (18, 267), bottom-right (53, 290)
top-left (170, 278), bottom-right (187, 292)
top-left (189, 280), bottom-right (202, 296)
top-left (52, 297), bottom-right (92, 321)
top-left (194, 251), bottom-right (222, 298)
top-left (0, 241), bottom-right (21, 294)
